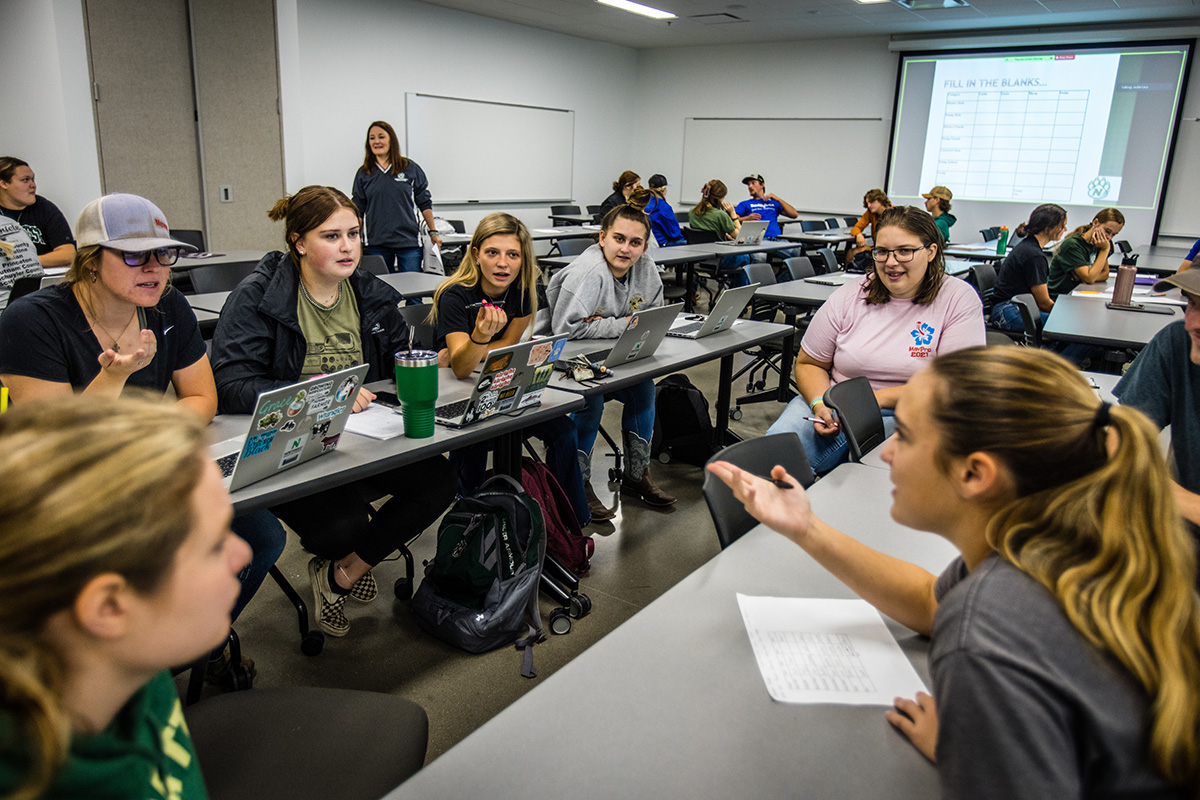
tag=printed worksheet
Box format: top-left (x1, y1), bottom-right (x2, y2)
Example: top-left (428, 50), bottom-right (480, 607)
top-left (737, 594), bottom-right (928, 706)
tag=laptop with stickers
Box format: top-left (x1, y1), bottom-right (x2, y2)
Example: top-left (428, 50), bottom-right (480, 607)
top-left (553, 303), bottom-right (683, 373)
top-left (728, 220), bottom-right (769, 246)
top-left (209, 363), bottom-right (371, 491)
top-left (434, 334), bottom-right (569, 428)
top-left (666, 283), bottom-right (759, 339)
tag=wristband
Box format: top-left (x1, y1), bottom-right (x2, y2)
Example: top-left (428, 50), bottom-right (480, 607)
top-left (809, 397), bottom-right (825, 411)
top-left (469, 333), bottom-right (491, 345)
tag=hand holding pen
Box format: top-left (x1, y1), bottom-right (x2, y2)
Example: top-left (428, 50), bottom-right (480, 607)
top-left (470, 300), bottom-right (508, 344)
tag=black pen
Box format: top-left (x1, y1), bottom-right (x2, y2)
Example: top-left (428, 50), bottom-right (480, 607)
top-left (753, 472), bottom-right (794, 489)
top-left (466, 300), bottom-right (506, 310)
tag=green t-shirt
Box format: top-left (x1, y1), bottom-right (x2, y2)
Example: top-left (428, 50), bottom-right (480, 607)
top-left (296, 280), bottom-right (363, 378)
top-left (1047, 234), bottom-right (1100, 298)
top-left (688, 206), bottom-right (736, 239)
top-left (0, 671), bottom-right (208, 799)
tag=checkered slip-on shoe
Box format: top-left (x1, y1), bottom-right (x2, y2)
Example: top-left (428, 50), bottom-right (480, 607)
top-left (308, 557), bottom-right (350, 637)
top-left (348, 570), bottom-right (378, 604)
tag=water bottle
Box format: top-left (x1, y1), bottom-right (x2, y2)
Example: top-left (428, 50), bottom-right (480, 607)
top-left (1112, 261), bottom-right (1136, 306)
top-left (995, 226), bottom-right (1009, 255)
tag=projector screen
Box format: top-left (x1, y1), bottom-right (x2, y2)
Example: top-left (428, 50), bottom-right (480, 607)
top-left (887, 41), bottom-right (1194, 246)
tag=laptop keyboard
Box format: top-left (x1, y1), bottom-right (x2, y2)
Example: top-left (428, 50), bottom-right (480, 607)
top-left (216, 451), bottom-right (240, 478)
top-left (667, 321), bottom-right (704, 337)
top-left (436, 398), bottom-right (470, 419)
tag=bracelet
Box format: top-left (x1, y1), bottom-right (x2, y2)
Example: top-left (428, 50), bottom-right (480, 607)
top-left (809, 397), bottom-right (825, 411)
top-left (469, 333), bottom-right (491, 345)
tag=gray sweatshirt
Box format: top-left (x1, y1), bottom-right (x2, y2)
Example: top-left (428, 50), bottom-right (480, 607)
top-left (543, 244), bottom-right (663, 339)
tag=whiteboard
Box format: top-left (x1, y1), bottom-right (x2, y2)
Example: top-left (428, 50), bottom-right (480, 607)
top-left (680, 118), bottom-right (890, 213)
top-left (405, 93), bottom-right (574, 204)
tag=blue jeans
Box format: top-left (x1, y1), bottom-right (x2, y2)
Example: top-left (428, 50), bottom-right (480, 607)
top-left (660, 236), bottom-right (687, 247)
top-left (717, 254), bottom-right (752, 286)
top-left (767, 395), bottom-right (896, 475)
top-left (450, 416), bottom-right (592, 526)
top-left (366, 245), bottom-right (422, 274)
top-left (229, 509), bottom-right (288, 622)
top-left (573, 379), bottom-right (656, 459)
top-left (991, 300), bottom-right (1100, 366)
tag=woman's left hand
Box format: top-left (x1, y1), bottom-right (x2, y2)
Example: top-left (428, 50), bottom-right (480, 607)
top-left (885, 691), bottom-right (938, 762)
top-left (352, 386), bottom-right (376, 413)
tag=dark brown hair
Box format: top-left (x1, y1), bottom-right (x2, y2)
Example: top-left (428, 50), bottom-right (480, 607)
top-left (862, 188), bottom-right (891, 208)
top-left (601, 202), bottom-right (651, 240)
top-left (612, 170), bottom-right (640, 193)
top-left (863, 205), bottom-right (945, 306)
top-left (267, 186), bottom-right (360, 268)
top-left (0, 156), bottom-right (30, 184)
top-left (1014, 203), bottom-right (1067, 239)
top-left (360, 121), bottom-right (407, 177)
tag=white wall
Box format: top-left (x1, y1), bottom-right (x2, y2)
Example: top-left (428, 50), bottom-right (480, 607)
top-left (0, 0), bottom-right (101, 226)
top-left (278, 0), bottom-right (639, 236)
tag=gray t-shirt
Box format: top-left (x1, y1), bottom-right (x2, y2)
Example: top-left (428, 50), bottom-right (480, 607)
top-left (930, 555), bottom-right (1185, 799)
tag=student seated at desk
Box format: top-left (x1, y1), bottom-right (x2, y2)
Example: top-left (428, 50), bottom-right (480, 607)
top-left (766, 205), bottom-right (984, 474)
top-left (687, 179), bottom-right (751, 283)
top-left (644, 174), bottom-right (686, 247)
top-left (430, 212), bottom-right (596, 523)
top-left (990, 203), bottom-right (1066, 328)
top-left (540, 203), bottom-right (676, 515)
top-left (711, 346), bottom-right (1200, 799)
top-left (211, 185), bottom-right (455, 638)
top-left (0, 192), bottom-right (285, 686)
top-left (0, 395), bottom-right (252, 800)
top-left (0, 156), bottom-right (76, 269)
top-left (1177, 237), bottom-right (1200, 273)
top-left (735, 173), bottom-right (798, 260)
top-left (921, 186), bottom-right (955, 244)
top-left (1047, 208), bottom-right (1125, 298)
top-left (596, 170), bottom-right (640, 222)
top-left (849, 188), bottom-right (893, 250)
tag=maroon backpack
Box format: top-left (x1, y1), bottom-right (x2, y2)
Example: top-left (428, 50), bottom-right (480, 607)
top-left (517, 457), bottom-right (593, 575)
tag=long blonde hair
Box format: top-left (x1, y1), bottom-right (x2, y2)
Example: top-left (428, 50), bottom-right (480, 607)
top-left (428, 213), bottom-right (539, 325)
top-left (0, 395), bottom-right (207, 800)
top-left (928, 347), bottom-right (1200, 786)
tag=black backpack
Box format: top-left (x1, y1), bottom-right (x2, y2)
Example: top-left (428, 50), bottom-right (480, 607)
top-left (410, 474), bottom-right (546, 677)
top-left (650, 373), bottom-right (714, 466)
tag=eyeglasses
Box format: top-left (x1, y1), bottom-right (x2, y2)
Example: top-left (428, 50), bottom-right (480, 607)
top-left (117, 247), bottom-right (181, 267)
top-left (871, 244), bottom-right (930, 263)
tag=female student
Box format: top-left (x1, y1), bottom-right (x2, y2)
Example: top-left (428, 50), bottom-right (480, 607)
top-left (990, 203), bottom-right (1067, 329)
top-left (644, 174), bottom-right (686, 247)
top-left (711, 346), bottom-right (1200, 798)
top-left (0, 395), bottom-right (252, 799)
top-left (0, 193), bottom-right (285, 673)
top-left (1047, 207), bottom-right (1125, 298)
top-left (596, 170), bottom-right (641, 222)
top-left (430, 212), bottom-right (597, 523)
top-left (542, 204), bottom-right (676, 514)
top-left (767, 205), bottom-right (984, 473)
top-left (688, 179), bottom-right (751, 280)
top-left (0, 156), bottom-right (76, 268)
top-left (211, 185), bottom-right (455, 637)
top-left (351, 120), bottom-right (440, 273)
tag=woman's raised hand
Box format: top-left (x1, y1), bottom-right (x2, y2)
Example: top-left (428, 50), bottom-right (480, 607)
top-left (96, 329), bottom-right (157, 379)
top-left (705, 461), bottom-right (815, 545)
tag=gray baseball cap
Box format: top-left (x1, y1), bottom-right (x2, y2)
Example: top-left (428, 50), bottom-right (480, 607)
top-left (75, 193), bottom-right (198, 253)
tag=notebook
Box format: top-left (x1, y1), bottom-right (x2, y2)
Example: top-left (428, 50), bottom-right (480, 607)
top-left (554, 303), bottom-right (683, 373)
top-left (209, 363), bottom-right (370, 491)
top-left (434, 334), bottom-right (569, 428)
top-left (666, 283), bottom-right (759, 339)
top-left (728, 220), bottom-right (769, 246)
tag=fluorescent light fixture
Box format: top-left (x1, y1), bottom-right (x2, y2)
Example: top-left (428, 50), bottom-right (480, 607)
top-left (894, 0), bottom-right (969, 8)
top-left (596, 0), bottom-right (677, 20)
top-left (855, 0), bottom-right (891, 4)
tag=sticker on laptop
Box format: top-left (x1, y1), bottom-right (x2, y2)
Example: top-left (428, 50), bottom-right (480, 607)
top-left (307, 396), bottom-right (333, 415)
top-left (286, 391), bottom-right (308, 417)
top-left (517, 389), bottom-right (544, 409)
top-left (529, 364), bottom-right (555, 391)
top-left (321, 434), bottom-right (340, 453)
top-left (627, 315), bottom-right (639, 330)
top-left (335, 375), bottom-right (359, 403)
top-left (279, 434), bottom-right (308, 468)
top-left (242, 430), bottom-right (277, 459)
top-left (528, 339), bottom-right (566, 366)
top-left (477, 390), bottom-right (499, 411)
top-left (316, 407), bottom-right (346, 423)
top-left (312, 419), bottom-right (332, 438)
top-left (496, 386), bottom-right (520, 413)
top-left (307, 380), bottom-right (333, 399)
top-left (483, 353), bottom-right (512, 374)
top-left (257, 410), bottom-right (283, 430)
top-left (281, 420), bottom-right (297, 433)
top-left (490, 367), bottom-right (516, 389)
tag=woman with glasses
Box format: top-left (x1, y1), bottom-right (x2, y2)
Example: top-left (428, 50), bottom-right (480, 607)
top-left (766, 205), bottom-right (984, 474)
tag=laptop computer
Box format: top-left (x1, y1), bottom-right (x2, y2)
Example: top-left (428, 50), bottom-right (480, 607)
top-left (804, 272), bottom-right (855, 287)
top-left (209, 363), bottom-right (371, 491)
top-left (667, 283), bottom-right (759, 339)
top-left (434, 334), bottom-right (569, 428)
top-left (728, 220), bottom-right (769, 246)
top-left (554, 303), bottom-right (683, 373)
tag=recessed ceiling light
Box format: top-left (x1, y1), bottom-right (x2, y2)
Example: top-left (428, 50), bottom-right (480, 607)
top-left (596, 0), bottom-right (677, 20)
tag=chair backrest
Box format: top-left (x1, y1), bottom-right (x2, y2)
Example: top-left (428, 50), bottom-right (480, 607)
top-left (550, 204), bottom-right (581, 216)
top-left (800, 220), bottom-right (827, 232)
top-left (1011, 293), bottom-right (1042, 347)
top-left (742, 262), bottom-right (778, 321)
top-left (702, 433), bottom-right (815, 549)
top-left (556, 237), bottom-right (592, 257)
top-left (783, 256), bottom-right (816, 282)
top-left (970, 262), bottom-right (997, 313)
top-left (8, 276), bottom-right (42, 304)
top-left (398, 303), bottom-right (436, 349)
top-left (445, 219), bottom-right (466, 233)
top-left (825, 217), bottom-right (840, 229)
top-left (822, 376), bottom-right (886, 463)
top-left (980, 228), bottom-right (998, 242)
top-left (843, 216), bottom-right (858, 228)
top-left (675, 209), bottom-right (690, 223)
top-left (683, 227), bottom-right (720, 245)
top-left (986, 330), bottom-right (1017, 346)
top-left (586, 205), bottom-right (603, 215)
top-left (172, 229), bottom-right (206, 252)
top-left (360, 253), bottom-right (388, 276)
top-left (815, 247), bottom-right (839, 274)
top-left (188, 260), bottom-right (258, 293)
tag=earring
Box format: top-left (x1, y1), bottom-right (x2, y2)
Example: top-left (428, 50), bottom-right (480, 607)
top-left (88, 270), bottom-right (98, 283)
top-left (297, 248), bottom-right (306, 256)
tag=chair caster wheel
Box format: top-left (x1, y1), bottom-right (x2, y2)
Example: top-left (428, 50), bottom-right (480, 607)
top-left (394, 577), bottom-right (412, 601)
top-left (754, 380), bottom-right (766, 390)
top-left (549, 608), bottom-right (572, 635)
top-left (657, 450), bottom-right (671, 464)
top-left (569, 593), bottom-right (592, 619)
top-left (228, 665), bottom-right (253, 692)
top-left (608, 467), bottom-right (621, 482)
top-left (730, 407), bottom-right (744, 421)
top-left (301, 630), bottom-right (325, 657)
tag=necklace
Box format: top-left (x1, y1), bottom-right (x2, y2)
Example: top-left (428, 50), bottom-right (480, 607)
top-left (75, 285), bottom-right (137, 353)
top-left (90, 309), bottom-right (137, 353)
top-left (299, 277), bottom-right (342, 318)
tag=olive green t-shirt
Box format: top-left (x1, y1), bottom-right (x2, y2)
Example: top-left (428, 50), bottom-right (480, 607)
top-left (1047, 234), bottom-right (1101, 298)
top-left (296, 280), bottom-right (363, 378)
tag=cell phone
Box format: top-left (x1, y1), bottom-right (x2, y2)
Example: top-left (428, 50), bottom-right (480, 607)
top-left (374, 391), bottom-right (401, 409)
top-left (137, 307), bottom-right (148, 330)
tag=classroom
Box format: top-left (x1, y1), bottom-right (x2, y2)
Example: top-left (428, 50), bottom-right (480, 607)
top-left (3, 1), bottom-right (1200, 799)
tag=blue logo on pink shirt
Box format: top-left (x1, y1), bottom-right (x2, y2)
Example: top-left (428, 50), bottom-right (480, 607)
top-left (911, 321), bottom-right (935, 347)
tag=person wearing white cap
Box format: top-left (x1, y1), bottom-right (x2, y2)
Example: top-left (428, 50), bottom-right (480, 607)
top-left (1115, 269), bottom-right (1200, 535)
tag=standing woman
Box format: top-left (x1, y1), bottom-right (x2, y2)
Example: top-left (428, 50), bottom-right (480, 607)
top-left (0, 156), bottom-right (76, 268)
top-left (430, 212), bottom-right (596, 523)
top-left (542, 203), bottom-right (676, 515)
top-left (1047, 207), bottom-right (1125, 298)
top-left (596, 170), bottom-right (641, 222)
top-left (644, 174), bottom-right (686, 247)
top-left (351, 120), bottom-right (441, 273)
top-left (990, 203), bottom-right (1067, 329)
top-left (712, 346), bottom-right (1200, 798)
top-left (211, 185), bottom-right (456, 637)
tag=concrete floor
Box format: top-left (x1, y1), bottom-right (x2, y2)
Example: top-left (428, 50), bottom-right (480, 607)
top-left (181, 319), bottom-right (789, 764)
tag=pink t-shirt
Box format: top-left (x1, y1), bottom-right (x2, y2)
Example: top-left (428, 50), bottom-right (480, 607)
top-left (801, 275), bottom-right (985, 390)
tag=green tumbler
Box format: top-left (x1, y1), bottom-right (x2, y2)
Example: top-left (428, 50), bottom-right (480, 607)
top-left (394, 350), bottom-right (439, 438)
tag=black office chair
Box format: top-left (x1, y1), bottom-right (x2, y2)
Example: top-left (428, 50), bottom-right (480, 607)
top-left (398, 303), bottom-right (436, 350)
top-left (783, 256), bottom-right (816, 282)
top-left (811, 247), bottom-right (837, 274)
top-left (189, 260), bottom-right (258, 293)
top-left (445, 219), bottom-right (466, 233)
top-left (702, 433), bottom-right (814, 549)
top-left (173, 229), bottom-right (206, 252)
top-left (556, 237), bottom-right (592, 257)
top-left (980, 228), bottom-right (998, 242)
top-left (800, 220), bottom-right (827, 232)
top-left (586, 204), bottom-right (603, 222)
top-left (550, 204), bottom-right (582, 226)
top-left (187, 687), bottom-right (428, 800)
top-left (8, 275), bottom-right (42, 304)
top-left (732, 263), bottom-right (801, 418)
top-left (360, 253), bottom-right (388, 276)
top-left (683, 227), bottom-right (719, 245)
top-left (843, 216), bottom-right (858, 228)
top-left (822, 376), bottom-right (886, 463)
top-left (675, 208), bottom-right (691, 223)
top-left (1011, 293), bottom-right (1043, 348)
top-left (825, 217), bottom-right (840, 229)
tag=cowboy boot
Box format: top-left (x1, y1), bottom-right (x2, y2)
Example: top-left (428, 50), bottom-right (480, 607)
top-left (578, 449), bottom-right (615, 522)
top-left (620, 431), bottom-right (677, 508)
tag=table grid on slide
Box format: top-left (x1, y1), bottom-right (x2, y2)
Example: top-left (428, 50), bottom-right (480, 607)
top-left (936, 89), bottom-right (1087, 201)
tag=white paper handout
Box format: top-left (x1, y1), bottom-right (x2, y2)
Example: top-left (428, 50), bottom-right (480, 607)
top-left (737, 594), bottom-right (929, 706)
top-left (343, 404), bottom-right (407, 440)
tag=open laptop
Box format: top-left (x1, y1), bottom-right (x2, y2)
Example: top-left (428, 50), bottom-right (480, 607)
top-left (434, 334), bottom-right (569, 428)
top-left (209, 363), bottom-right (370, 491)
top-left (804, 271), bottom-right (855, 287)
top-left (728, 220), bottom-right (769, 246)
top-left (554, 303), bottom-right (682, 373)
top-left (667, 283), bottom-right (759, 339)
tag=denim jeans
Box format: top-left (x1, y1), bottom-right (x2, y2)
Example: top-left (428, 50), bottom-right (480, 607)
top-left (229, 509), bottom-right (288, 622)
top-left (366, 245), bottom-right (422, 274)
top-left (767, 395), bottom-right (896, 475)
top-left (572, 379), bottom-right (656, 457)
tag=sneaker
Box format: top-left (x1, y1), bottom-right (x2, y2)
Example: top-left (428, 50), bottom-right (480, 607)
top-left (348, 570), bottom-right (378, 604)
top-left (308, 557), bottom-right (350, 637)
